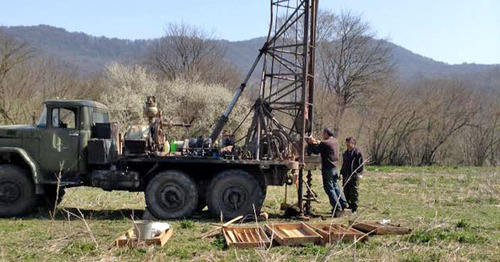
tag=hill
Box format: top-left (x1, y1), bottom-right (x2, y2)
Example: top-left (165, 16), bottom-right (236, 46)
top-left (1, 25), bottom-right (499, 91)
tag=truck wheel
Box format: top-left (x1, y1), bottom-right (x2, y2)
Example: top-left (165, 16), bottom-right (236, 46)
top-left (207, 170), bottom-right (265, 219)
top-left (39, 185), bottom-right (66, 211)
top-left (0, 165), bottom-right (37, 217)
top-left (145, 170), bottom-right (198, 219)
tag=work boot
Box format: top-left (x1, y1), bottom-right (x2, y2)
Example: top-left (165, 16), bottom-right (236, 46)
top-left (333, 210), bottom-right (344, 218)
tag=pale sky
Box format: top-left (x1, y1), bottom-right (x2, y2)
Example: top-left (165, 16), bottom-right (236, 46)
top-left (1, 0), bottom-right (499, 64)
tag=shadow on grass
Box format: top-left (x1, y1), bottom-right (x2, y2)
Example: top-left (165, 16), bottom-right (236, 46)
top-left (28, 207), bottom-right (222, 221)
top-left (20, 205), bottom-right (299, 222)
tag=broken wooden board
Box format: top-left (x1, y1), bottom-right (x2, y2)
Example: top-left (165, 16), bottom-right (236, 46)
top-left (115, 227), bottom-right (173, 247)
top-left (350, 220), bottom-right (411, 235)
top-left (264, 222), bottom-right (322, 246)
top-left (309, 223), bottom-right (368, 244)
top-left (222, 226), bottom-right (271, 248)
top-left (201, 215), bottom-right (244, 239)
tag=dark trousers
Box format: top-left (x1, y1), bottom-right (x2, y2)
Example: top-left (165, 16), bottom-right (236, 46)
top-left (322, 168), bottom-right (347, 212)
top-left (342, 175), bottom-right (359, 211)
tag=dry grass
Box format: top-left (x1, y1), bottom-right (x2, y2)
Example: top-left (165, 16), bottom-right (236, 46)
top-left (0, 166), bottom-right (498, 261)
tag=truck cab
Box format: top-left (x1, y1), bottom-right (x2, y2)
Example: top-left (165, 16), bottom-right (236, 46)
top-left (32, 100), bottom-right (111, 184)
top-left (0, 100), bottom-right (111, 217)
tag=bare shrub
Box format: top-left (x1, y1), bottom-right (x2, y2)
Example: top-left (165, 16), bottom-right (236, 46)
top-left (459, 92), bottom-right (500, 166)
top-left (412, 79), bottom-right (477, 165)
top-left (317, 10), bottom-right (393, 130)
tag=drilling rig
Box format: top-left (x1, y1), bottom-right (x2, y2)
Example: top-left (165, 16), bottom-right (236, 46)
top-left (210, 0), bottom-right (319, 216)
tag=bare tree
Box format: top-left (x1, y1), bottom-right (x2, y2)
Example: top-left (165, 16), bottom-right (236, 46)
top-left (0, 32), bottom-right (34, 123)
top-left (365, 85), bottom-right (423, 165)
top-left (2, 55), bottom-right (93, 124)
top-left (317, 11), bottom-right (393, 130)
top-left (413, 79), bottom-right (477, 166)
top-left (461, 93), bottom-right (500, 166)
top-left (147, 23), bottom-right (239, 86)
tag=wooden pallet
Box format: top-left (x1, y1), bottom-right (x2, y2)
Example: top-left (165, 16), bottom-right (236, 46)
top-left (309, 223), bottom-right (368, 244)
top-left (264, 222), bottom-right (323, 246)
top-left (115, 227), bottom-right (173, 247)
top-left (350, 220), bottom-right (411, 235)
top-left (223, 226), bottom-right (271, 248)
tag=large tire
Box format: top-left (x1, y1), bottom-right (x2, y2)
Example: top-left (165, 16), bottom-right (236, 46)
top-left (207, 169), bottom-right (265, 219)
top-left (145, 170), bottom-right (198, 219)
top-left (0, 165), bottom-right (37, 217)
top-left (39, 185), bottom-right (66, 212)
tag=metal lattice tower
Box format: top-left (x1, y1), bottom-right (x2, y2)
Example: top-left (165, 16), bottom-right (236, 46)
top-left (243, 0), bottom-right (319, 163)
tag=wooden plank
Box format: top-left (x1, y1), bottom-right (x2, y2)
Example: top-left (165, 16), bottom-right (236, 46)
top-left (254, 228), bottom-right (266, 242)
top-left (309, 223), bottom-right (368, 244)
top-left (223, 216), bottom-right (244, 228)
top-left (233, 231), bottom-right (241, 242)
top-left (243, 229), bottom-right (252, 242)
top-left (292, 229), bottom-right (304, 237)
top-left (243, 230), bottom-right (252, 242)
top-left (227, 231), bottom-right (237, 243)
top-left (202, 215), bottom-right (244, 239)
top-left (159, 228), bottom-right (174, 247)
top-left (223, 230), bottom-right (232, 245)
top-left (281, 228), bottom-right (294, 237)
top-left (264, 223), bottom-right (322, 246)
top-left (351, 221), bottom-right (411, 235)
top-left (237, 231), bottom-right (246, 242)
top-left (247, 229), bottom-right (257, 242)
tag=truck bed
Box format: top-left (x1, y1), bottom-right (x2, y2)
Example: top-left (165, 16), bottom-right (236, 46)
top-left (122, 154), bottom-right (299, 169)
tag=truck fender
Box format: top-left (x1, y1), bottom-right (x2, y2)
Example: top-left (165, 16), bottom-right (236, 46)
top-left (0, 147), bottom-right (44, 194)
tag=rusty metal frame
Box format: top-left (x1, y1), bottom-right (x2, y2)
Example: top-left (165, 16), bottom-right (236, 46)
top-left (244, 0), bottom-right (319, 215)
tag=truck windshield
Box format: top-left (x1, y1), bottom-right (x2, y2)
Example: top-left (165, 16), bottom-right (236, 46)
top-left (91, 109), bottom-right (110, 125)
top-left (37, 106), bottom-right (47, 127)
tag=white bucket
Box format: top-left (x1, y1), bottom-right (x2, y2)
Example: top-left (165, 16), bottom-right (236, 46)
top-left (133, 220), bottom-right (154, 239)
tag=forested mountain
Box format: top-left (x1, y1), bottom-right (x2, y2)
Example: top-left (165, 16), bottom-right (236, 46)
top-left (1, 25), bottom-right (499, 91)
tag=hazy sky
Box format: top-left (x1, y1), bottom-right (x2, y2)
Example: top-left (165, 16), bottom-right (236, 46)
top-left (1, 0), bottom-right (499, 64)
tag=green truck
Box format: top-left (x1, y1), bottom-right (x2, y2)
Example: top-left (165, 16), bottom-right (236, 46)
top-left (0, 100), bottom-right (297, 219)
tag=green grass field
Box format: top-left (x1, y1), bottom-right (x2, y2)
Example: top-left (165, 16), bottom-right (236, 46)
top-left (0, 166), bottom-right (498, 261)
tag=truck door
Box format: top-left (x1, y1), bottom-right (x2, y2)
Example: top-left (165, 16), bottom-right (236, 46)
top-left (39, 106), bottom-right (81, 181)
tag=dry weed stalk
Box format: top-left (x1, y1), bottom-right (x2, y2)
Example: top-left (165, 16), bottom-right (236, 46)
top-left (62, 208), bottom-right (99, 248)
top-left (48, 161), bottom-right (64, 234)
top-left (251, 204), bottom-right (276, 261)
